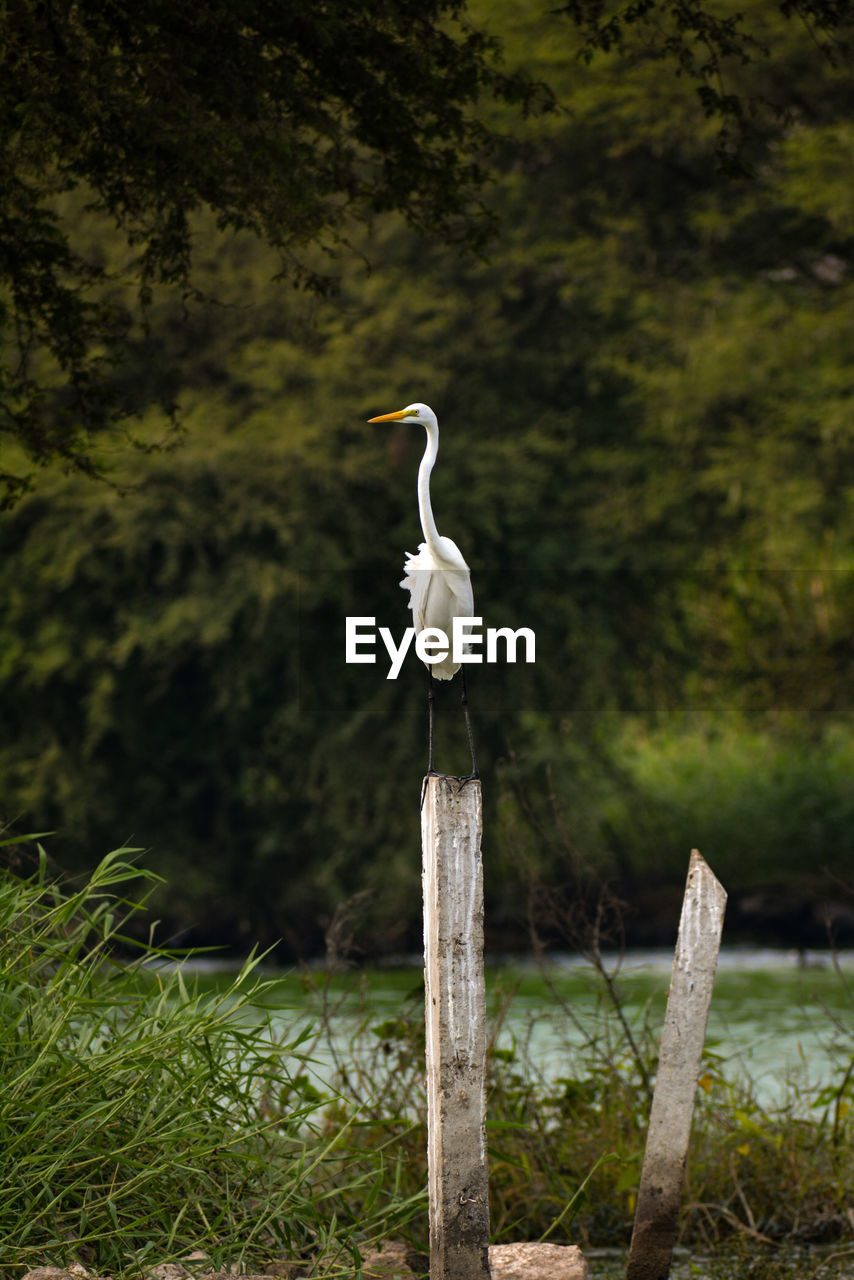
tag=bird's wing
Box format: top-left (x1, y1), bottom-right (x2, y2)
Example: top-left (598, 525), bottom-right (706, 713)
top-left (433, 536), bottom-right (474, 619)
top-left (400, 544), bottom-right (437, 635)
top-left (401, 544), bottom-right (473, 620)
top-left (400, 542), bottom-right (475, 679)
top-left (444, 563), bottom-right (474, 620)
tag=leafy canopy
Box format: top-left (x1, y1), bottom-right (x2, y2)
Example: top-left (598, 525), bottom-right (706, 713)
top-left (3, 0), bottom-right (854, 952)
top-left (2, 0), bottom-right (852, 505)
top-left (557, 0), bottom-right (852, 171)
top-left (0, 0), bottom-right (544, 504)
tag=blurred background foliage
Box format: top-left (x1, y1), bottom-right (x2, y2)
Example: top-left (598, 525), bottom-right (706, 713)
top-left (2, 0), bottom-right (854, 956)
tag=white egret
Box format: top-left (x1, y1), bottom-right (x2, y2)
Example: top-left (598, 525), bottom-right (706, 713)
top-left (368, 402), bottom-right (478, 778)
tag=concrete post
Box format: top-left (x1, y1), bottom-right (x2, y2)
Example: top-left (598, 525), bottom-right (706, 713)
top-left (422, 775), bottom-right (491, 1280)
top-left (626, 849), bottom-right (727, 1280)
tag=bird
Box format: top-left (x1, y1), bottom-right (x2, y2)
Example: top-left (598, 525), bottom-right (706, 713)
top-left (367, 402), bottom-right (478, 779)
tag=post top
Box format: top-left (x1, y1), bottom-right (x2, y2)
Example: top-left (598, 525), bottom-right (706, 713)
top-left (422, 773), bottom-right (482, 800)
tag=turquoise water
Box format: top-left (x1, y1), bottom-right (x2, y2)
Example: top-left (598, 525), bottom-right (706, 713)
top-left (493, 949), bottom-right (854, 1105)
top-left (232, 947), bottom-right (854, 1108)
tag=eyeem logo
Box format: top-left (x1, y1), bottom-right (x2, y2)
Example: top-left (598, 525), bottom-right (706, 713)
top-left (345, 616), bottom-right (536, 680)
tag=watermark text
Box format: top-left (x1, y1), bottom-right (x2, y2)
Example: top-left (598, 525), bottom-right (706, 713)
top-left (345, 616), bottom-right (536, 679)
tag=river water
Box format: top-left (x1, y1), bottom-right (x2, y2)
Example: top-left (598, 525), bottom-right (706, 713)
top-left (586, 1243), bottom-right (854, 1278)
top-left (488, 947), bottom-right (854, 1107)
top-left (244, 946), bottom-right (854, 1109)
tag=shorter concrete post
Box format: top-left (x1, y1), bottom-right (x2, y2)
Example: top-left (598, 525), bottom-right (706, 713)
top-left (626, 849), bottom-right (727, 1280)
top-left (422, 775), bottom-right (491, 1280)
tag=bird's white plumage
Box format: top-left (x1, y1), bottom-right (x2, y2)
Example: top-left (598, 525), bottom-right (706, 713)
top-left (368, 401), bottom-right (473, 680)
top-left (400, 536), bottom-right (473, 680)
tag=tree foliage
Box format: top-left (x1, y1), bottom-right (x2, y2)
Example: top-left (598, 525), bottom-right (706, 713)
top-left (2, 0), bottom-right (854, 952)
top-left (0, 0), bottom-right (545, 503)
top-left (3, 0), bottom-right (853, 503)
top-left (557, 0), bottom-right (852, 171)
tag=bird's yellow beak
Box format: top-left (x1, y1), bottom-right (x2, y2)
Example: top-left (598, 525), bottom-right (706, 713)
top-left (367, 408), bottom-right (410, 423)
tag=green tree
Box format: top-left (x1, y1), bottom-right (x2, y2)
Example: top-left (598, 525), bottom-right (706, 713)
top-left (0, 0), bottom-right (544, 504)
top-left (3, 0), bottom-right (851, 506)
top-left (556, 0), bottom-right (852, 172)
top-left (3, 0), bottom-right (854, 951)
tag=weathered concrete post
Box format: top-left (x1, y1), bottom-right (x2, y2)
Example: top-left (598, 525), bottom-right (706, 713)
top-left (626, 849), bottom-right (727, 1280)
top-left (422, 775), bottom-right (491, 1280)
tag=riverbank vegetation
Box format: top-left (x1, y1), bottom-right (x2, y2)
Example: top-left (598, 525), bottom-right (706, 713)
top-left (2, 0), bottom-right (854, 957)
top-left (299, 956), bottom-right (854, 1262)
top-left (4, 851), bottom-right (852, 1277)
top-left (0, 849), bottom-right (418, 1277)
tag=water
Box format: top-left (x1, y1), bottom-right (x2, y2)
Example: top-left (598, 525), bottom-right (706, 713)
top-left (241, 947), bottom-right (854, 1108)
top-left (491, 948), bottom-right (854, 1106)
top-left (586, 1243), bottom-right (854, 1278)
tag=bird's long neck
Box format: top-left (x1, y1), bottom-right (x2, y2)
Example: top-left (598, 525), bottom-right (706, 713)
top-left (417, 420), bottom-right (442, 554)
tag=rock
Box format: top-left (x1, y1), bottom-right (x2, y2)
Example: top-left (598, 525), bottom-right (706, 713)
top-left (22, 1272), bottom-right (80, 1280)
top-left (150, 1271), bottom-right (282, 1280)
top-left (24, 1263), bottom-right (293, 1280)
top-left (489, 1242), bottom-right (589, 1280)
top-left (146, 1263), bottom-right (284, 1280)
top-left (22, 1271), bottom-right (107, 1280)
top-left (361, 1240), bottom-right (419, 1279)
top-left (25, 1241), bottom-right (589, 1280)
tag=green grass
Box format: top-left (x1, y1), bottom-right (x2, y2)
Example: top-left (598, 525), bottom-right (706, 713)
top-left (0, 843), bottom-right (420, 1278)
top-left (2, 841), bottom-right (852, 1276)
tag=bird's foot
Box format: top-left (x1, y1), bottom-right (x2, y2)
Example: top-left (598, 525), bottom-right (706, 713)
top-left (420, 770), bottom-right (442, 809)
top-left (422, 768), bottom-right (482, 807)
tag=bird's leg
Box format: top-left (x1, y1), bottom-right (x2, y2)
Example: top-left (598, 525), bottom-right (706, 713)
top-left (421, 666), bottom-right (440, 810)
top-left (460, 666), bottom-right (479, 782)
top-left (427, 665), bottom-right (436, 775)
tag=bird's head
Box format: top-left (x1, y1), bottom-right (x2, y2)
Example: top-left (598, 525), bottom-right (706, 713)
top-left (368, 402), bottom-right (436, 427)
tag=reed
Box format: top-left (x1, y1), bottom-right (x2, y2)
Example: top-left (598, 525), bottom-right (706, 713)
top-left (0, 842), bottom-right (419, 1278)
